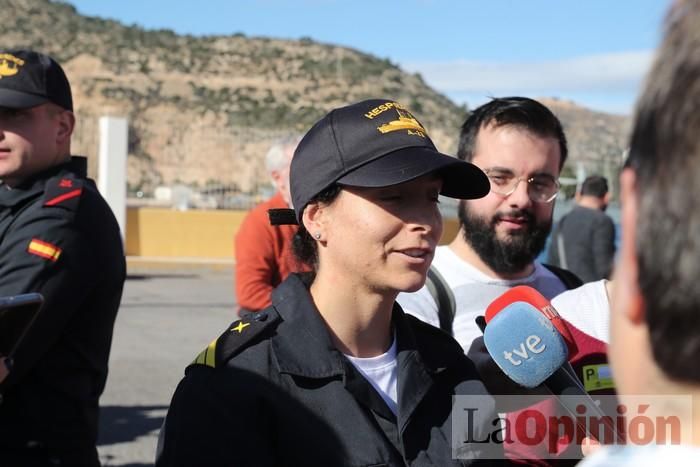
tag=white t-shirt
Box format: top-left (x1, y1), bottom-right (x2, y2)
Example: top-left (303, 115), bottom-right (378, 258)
top-left (551, 279), bottom-right (610, 343)
top-left (397, 245), bottom-right (568, 351)
top-left (345, 335), bottom-right (398, 415)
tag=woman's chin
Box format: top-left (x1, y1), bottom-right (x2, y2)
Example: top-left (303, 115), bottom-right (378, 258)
top-left (397, 275), bottom-right (427, 293)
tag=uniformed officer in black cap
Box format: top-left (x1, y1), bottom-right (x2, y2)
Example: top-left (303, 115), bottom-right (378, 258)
top-left (157, 99), bottom-right (503, 466)
top-left (0, 50), bottom-right (126, 466)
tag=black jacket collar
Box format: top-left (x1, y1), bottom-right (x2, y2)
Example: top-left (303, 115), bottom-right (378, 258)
top-left (0, 156), bottom-right (87, 207)
top-left (271, 273), bottom-right (346, 379)
top-left (269, 273), bottom-right (469, 433)
top-left (270, 274), bottom-right (463, 379)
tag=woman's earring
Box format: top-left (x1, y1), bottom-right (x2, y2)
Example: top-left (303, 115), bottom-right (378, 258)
top-left (314, 232), bottom-right (321, 240)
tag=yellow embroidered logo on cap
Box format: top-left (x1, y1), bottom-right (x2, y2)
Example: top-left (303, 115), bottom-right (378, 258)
top-left (365, 101), bottom-right (427, 138)
top-left (377, 107), bottom-right (426, 137)
top-left (0, 54), bottom-right (25, 79)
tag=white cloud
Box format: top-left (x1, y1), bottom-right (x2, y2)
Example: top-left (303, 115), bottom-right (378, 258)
top-left (401, 50), bottom-right (654, 93)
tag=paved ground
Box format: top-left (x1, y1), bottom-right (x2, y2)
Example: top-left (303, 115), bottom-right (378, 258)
top-left (97, 265), bottom-right (237, 467)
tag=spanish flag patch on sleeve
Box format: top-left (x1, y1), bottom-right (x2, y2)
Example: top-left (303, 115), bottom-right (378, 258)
top-left (27, 238), bottom-right (62, 262)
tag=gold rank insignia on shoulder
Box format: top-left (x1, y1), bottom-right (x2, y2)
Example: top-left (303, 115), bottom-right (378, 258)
top-left (191, 320), bottom-right (251, 367)
top-left (231, 321), bottom-right (250, 333)
top-left (188, 311), bottom-right (279, 370)
top-left (192, 337), bottom-right (218, 368)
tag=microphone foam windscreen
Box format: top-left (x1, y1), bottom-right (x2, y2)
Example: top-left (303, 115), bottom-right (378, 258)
top-left (483, 301), bottom-right (568, 388)
top-left (486, 285), bottom-right (578, 357)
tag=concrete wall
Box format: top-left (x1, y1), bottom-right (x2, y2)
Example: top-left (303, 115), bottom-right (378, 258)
top-left (125, 207), bottom-right (460, 259)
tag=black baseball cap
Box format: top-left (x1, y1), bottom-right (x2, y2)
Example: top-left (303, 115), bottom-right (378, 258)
top-left (0, 50), bottom-right (73, 111)
top-left (270, 98), bottom-right (490, 225)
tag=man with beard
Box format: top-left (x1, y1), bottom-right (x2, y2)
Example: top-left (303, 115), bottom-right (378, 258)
top-left (398, 97), bottom-right (583, 349)
top-left (398, 97), bottom-right (614, 464)
top-left (396, 97), bottom-right (615, 465)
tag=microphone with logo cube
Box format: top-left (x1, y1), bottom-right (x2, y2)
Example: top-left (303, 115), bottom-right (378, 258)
top-left (479, 286), bottom-right (622, 443)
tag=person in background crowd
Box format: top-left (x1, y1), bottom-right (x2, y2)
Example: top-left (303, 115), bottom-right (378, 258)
top-left (547, 175), bottom-right (616, 282)
top-left (397, 97), bottom-right (598, 351)
top-left (0, 49), bottom-right (126, 467)
top-left (234, 135), bottom-right (311, 314)
top-left (582, 0), bottom-right (700, 463)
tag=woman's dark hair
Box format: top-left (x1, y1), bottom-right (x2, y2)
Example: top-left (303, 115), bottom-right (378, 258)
top-left (292, 184), bottom-right (342, 270)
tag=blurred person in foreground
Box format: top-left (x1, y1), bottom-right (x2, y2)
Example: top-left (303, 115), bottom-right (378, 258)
top-left (234, 135), bottom-right (311, 314)
top-left (547, 175), bottom-right (616, 283)
top-left (0, 50), bottom-right (126, 466)
top-left (581, 0), bottom-right (700, 463)
top-left (157, 99), bottom-right (504, 466)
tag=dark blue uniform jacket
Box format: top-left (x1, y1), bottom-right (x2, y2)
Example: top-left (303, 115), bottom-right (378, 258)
top-left (157, 274), bottom-right (503, 466)
top-left (0, 157), bottom-right (125, 466)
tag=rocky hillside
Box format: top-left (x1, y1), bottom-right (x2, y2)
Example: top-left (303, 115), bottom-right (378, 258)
top-left (540, 98), bottom-right (630, 175)
top-left (4, 0), bottom-right (630, 200)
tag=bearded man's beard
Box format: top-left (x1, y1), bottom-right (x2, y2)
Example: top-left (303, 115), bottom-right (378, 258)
top-left (458, 201), bottom-right (552, 275)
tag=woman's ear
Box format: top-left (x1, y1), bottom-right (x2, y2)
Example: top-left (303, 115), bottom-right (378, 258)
top-left (302, 202), bottom-right (324, 242)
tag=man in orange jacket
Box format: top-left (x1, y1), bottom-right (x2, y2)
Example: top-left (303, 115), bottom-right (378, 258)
top-left (234, 135), bottom-right (311, 314)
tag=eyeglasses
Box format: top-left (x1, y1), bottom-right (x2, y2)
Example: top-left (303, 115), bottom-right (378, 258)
top-left (483, 168), bottom-right (560, 203)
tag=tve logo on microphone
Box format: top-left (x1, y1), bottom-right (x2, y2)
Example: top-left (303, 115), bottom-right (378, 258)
top-left (502, 334), bottom-right (546, 366)
top-left (483, 301), bottom-right (568, 387)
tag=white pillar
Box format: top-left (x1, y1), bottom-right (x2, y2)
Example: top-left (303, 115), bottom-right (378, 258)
top-left (98, 116), bottom-right (128, 240)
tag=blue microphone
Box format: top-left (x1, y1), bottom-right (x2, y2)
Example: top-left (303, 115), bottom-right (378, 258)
top-left (482, 299), bottom-right (622, 443)
top-left (483, 301), bottom-right (568, 388)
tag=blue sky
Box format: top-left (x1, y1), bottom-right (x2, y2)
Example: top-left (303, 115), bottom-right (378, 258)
top-left (65, 0), bottom-right (670, 115)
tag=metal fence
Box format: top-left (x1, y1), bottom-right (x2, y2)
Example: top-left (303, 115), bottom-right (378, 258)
top-left (71, 114), bottom-right (625, 213)
top-left (71, 115), bottom-right (293, 211)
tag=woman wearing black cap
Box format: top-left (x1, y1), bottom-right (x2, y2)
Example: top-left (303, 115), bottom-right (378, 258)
top-left (157, 99), bottom-right (501, 466)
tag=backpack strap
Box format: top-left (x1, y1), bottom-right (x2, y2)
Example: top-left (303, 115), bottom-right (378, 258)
top-left (542, 263), bottom-right (584, 290)
top-left (425, 263), bottom-right (581, 336)
top-left (552, 213), bottom-right (569, 269)
top-left (425, 265), bottom-right (456, 335)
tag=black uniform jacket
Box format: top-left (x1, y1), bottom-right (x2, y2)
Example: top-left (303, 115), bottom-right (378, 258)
top-left (157, 274), bottom-right (502, 466)
top-left (0, 157), bottom-right (126, 465)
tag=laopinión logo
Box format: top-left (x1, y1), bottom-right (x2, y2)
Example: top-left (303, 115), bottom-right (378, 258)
top-left (452, 394), bottom-right (693, 460)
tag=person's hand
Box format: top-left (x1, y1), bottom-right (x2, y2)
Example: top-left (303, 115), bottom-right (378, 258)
top-left (581, 435), bottom-right (602, 457)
